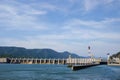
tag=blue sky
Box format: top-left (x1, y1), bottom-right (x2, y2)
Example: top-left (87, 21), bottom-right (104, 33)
top-left (0, 0), bottom-right (120, 57)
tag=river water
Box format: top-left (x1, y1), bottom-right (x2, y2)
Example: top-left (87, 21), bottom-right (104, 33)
top-left (0, 64), bottom-right (120, 80)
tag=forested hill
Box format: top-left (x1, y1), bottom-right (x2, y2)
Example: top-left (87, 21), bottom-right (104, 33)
top-left (0, 46), bottom-right (81, 58)
top-left (111, 52), bottom-right (120, 58)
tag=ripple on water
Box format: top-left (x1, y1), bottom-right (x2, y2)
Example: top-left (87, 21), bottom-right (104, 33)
top-left (0, 64), bottom-right (120, 80)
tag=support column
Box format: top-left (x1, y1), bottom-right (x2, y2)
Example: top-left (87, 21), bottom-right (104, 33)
top-left (58, 59), bottom-right (59, 64)
top-left (52, 59), bottom-right (55, 64)
top-left (39, 59), bottom-right (41, 64)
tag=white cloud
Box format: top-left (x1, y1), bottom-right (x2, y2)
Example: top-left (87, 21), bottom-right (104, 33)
top-left (83, 0), bottom-right (114, 11)
top-left (0, 1), bottom-right (48, 31)
top-left (0, 35), bottom-right (119, 57)
top-left (63, 19), bottom-right (106, 29)
top-left (90, 41), bottom-right (120, 57)
top-left (0, 0), bottom-right (120, 57)
top-left (84, 0), bottom-right (98, 11)
top-left (62, 18), bottom-right (120, 42)
top-left (64, 18), bottom-right (120, 29)
top-left (32, 3), bottom-right (57, 11)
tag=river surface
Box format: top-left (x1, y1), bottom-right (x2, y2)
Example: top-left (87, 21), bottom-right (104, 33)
top-left (0, 64), bottom-right (120, 80)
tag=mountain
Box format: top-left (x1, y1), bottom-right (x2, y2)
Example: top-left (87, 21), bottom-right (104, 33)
top-left (111, 52), bottom-right (120, 58)
top-left (0, 46), bottom-right (81, 58)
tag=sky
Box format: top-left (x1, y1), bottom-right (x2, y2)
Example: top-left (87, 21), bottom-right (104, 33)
top-left (0, 0), bottom-right (120, 57)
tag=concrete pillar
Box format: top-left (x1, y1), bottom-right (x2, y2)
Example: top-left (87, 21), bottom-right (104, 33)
top-left (48, 59), bottom-right (50, 64)
top-left (52, 59), bottom-right (55, 64)
top-left (62, 59), bottom-right (65, 64)
top-left (44, 59), bottom-right (46, 64)
top-left (39, 59), bottom-right (41, 64)
top-left (58, 59), bottom-right (59, 64)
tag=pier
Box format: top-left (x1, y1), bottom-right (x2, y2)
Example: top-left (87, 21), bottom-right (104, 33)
top-left (66, 56), bottom-right (102, 70)
top-left (71, 64), bottom-right (98, 71)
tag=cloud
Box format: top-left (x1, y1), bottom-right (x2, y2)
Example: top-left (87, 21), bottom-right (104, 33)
top-left (0, 1), bottom-right (48, 31)
top-left (0, 0), bottom-right (120, 57)
top-left (0, 37), bottom-right (75, 53)
top-left (0, 34), bottom-right (119, 57)
top-left (1, 15), bottom-right (119, 54)
top-left (64, 18), bottom-right (120, 29)
top-left (31, 3), bottom-right (57, 11)
top-left (62, 18), bottom-right (120, 42)
top-left (83, 0), bottom-right (114, 12)
top-left (63, 19), bottom-right (106, 29)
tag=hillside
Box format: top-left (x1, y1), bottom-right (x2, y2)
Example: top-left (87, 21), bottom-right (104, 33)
top-left (0, 46), bottom-right (81, 58)
top-left (111, 52), bottom-right (120, 58)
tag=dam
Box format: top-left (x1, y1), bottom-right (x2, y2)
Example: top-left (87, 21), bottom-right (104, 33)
top-left (0, 57), bottom-right (101, 64)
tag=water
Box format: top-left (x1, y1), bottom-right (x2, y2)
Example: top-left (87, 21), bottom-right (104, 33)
top-left (0, 64), bottom-right (120, 80)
